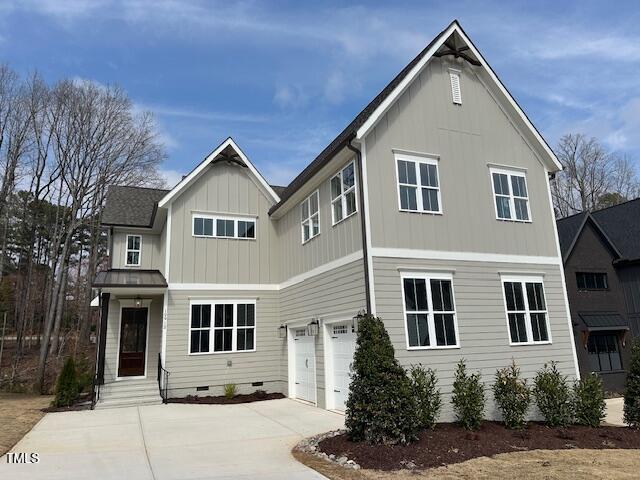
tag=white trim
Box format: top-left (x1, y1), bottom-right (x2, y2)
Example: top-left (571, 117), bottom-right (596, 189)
top-left (164, 203), bottom-right (171, 280)
top-left (301, 189), bottom-right (321, 244)
top-left (397, 266), bottom-right (456, 274)
top-left (115, 301), bottom-right (151, 380)
top-left (448, 68), bottom-right (462, 105)
top-left (187, 299), bottom-right (257, 355)
top-left (359, 139), bottom-right (377, 315)
top-left (487, 162), bottom-right (527, 173)
top-left (125, 234), bottom-right (142, 267)
top-left (192, 213), bottom-right (257, 240)
top-left (394, 151), bottom-right (443, 214)
top-left (280, 250), bottom-right (363, 290)
top-left (544, 167), bottom-right (581, 378)
top-left (371, 247), bottom-right (560, 265)
top-left (158, 137), bottom-right (280, 208)
top-left (330, 160), bottom-right (358, 226)
top-left (489, 166), bottom-right (532, 223)
top-left (354, 22), bottom-right (562, 172)
top-left (400, 271), bottom-right (461, 350)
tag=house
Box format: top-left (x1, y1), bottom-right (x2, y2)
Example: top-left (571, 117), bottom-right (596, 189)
top-left (92, 20), bottom-right (579, 417)
top-left (557, 199), bottom-right (640, 392)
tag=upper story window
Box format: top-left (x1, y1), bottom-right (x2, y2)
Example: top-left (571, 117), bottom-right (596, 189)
top-left (395, 153), bottom-right (441, 214)
top-left (449, 68), bottom-right (462, 105)
top-left (402, 272), bottom-right (459, 349)
top-left (330, 161), bottom-right (357, 225)
top-left (192, 214), bottom-right (256, 240)
top-left (301, 190), bottom-right (320, 243)
top-left (490, 167), bottom-right (531, 222)
top-left (125, 234), bottom-right (141, 266)
top-left (502, 276), bottom-right (550, 345)
top-left (189, 300), bottom-right (256, 355)
top-left (576, 272), bottom-right (608, 290)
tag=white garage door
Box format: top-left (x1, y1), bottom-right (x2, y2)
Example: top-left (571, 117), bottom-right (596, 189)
top-left (330, 323), bottom-right (356, 411)
top-left (294, 329), bottom-right (316, 403)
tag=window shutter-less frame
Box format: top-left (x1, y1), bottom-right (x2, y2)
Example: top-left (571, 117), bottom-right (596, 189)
top-left (449, 69), bottom-right (462, 105)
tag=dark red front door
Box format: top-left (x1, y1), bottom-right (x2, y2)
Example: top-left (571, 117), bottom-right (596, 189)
top-left (118, 308), bottom-right (148, 377)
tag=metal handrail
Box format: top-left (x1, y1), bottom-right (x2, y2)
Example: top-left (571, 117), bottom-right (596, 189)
top-left (91, 374), bottom-right (101, 409)
top-left (157, 353), bottom-right (170, 404)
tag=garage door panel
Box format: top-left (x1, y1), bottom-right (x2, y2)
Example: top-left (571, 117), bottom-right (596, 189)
top-left (330, 323), bottom-right (356, 411)
top-left (293, 332), bottom-right (316, 403)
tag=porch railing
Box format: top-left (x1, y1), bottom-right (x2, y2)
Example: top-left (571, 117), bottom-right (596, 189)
top-left (91, 374), bottom-right (101, 409)
top-left (157, 352), bottom-right (170, 404)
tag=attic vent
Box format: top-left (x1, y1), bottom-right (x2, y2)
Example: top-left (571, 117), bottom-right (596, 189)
top-left (449, 69), bottom-right (462, 105)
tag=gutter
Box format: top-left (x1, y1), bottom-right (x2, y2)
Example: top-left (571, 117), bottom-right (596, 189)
top-left (347, 137), bottom-right (372, 314)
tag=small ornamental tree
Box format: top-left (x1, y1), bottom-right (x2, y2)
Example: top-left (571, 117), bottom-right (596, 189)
top-left (53, 357), bottom-right (80, 408)
top-left (533, 362), bottom-right (572, 427)
top-left (493, 361), bottom-right (531, 429)
top-left (573, 373), bottom-right (605, 427)
top-left (409, 365), bottom-right (442, 429)
top-left (451, 359), bottom-right (485, 430)
top-left (345, 315), bottom-right (419, 445)
top-left (624, 340), bottom-right (640, 428)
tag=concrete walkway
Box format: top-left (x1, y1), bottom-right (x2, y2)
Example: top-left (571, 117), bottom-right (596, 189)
top-left (0, 399), bottom-right (345, 480)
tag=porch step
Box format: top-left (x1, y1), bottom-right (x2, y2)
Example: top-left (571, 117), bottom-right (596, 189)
top-left (96, 378), bottom-right (163, 409)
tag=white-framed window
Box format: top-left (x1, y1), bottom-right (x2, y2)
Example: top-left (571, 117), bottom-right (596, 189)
top-left (330, 161), bottom-right (357, 225)
top-left (501, 276), bottom-right (551, 345)
top-left (449, 68), bottom-right (462, 105)
top-left (301, 190), bottom-right (320, 243)
top-left (189, 300), bottom-right (256, 354)
top-left (490, 167), bottom-right (531, 222)
top-left (125, 234), bottom-right (141, 266)
top-left (395, 153), bottom-right (442, 213)
top-left (192, 214), bottom-right (256, 240)
top-left (401, 272), bottom-right (459, 349)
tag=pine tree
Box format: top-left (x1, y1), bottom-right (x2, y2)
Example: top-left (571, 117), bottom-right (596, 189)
top-left (53, 357), bottom-right (80, 407)
top-left (624, 340), bottom-right (640, 428)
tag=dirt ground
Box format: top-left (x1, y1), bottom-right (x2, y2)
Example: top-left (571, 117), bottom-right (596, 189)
top-left (0, 392), bottom-right (52, 456)
top-left (294, 448), bottom-right (640, 480)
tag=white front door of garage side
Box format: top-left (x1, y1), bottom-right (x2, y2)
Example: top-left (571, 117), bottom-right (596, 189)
top-left (331, 324), bottom-right (356, 411)
top-left (294, 332), bottom-right (316, 403)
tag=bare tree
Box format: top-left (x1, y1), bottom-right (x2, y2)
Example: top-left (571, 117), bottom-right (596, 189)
top-left (551, 133), bottom-right (639, 217)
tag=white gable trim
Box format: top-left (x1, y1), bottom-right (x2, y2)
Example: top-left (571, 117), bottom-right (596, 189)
top-left (355, 22), bottom-right (562, 172)
top-left (158, 137), bottom-right (280, 208)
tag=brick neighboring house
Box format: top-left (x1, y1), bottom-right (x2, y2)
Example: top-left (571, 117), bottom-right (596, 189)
top-left (558, 198), bottom-right (640, 392)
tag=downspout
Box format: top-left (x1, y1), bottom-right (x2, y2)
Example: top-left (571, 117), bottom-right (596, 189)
top-left (347, 137), bottom-right (372, 314)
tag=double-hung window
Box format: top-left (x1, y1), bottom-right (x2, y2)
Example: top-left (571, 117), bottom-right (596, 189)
top-left (125, 234), bottom-right (141, 266)
top-left (402, 273), bottom-right (459, 349)
top-left (330, 162), bottom-right (357, 224)
top-left (189, 300), bottom-right (256, 354)
top-left (502, 276), bottom-right (550, 345)
top-left (490, 167), bottom-right (531, 222)
top-left (395, 153), bottom-right (441, 213)
top-left (193, 215), bottom-right (256, 239)
top-left (301, 190), bottom-right (320, 243)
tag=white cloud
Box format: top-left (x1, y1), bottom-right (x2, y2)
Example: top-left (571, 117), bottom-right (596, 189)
top-left (140, 104), bottom-right (270, 123)
top-left (159, 168), bottom-right (184, 189)
top-left (273, 84), bottom-right (308, 109)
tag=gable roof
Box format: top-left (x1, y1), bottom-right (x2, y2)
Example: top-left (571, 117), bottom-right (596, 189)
top-left (102, 185), bottom-right (169, 227)
top-left (269, 19), bottom-right (562, 215)
top-left (158, 137), bottom-right (280, 208)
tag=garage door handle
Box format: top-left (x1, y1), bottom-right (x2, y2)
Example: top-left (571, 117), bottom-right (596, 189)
top-left (305, 359), bottom-right (308, 368)
top-left (295, 382), bottom-right (300, 385)
top-left (334, 389), bottom-right (340, 393)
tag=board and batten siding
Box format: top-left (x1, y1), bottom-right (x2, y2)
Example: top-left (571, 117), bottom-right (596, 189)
top-left (373, 256), bottom-right (576, 422)
top-left (164, 289), bottom-right (285, 397)
top-left (168, 162), bottom-right (280, 284)
top-left (275, 159), bottom-right (363, 281)
top-left (280, 259), bottom-right (366, 408)
top-left (364, 57), bottom-right (558, 257)
top-left (111, 230), bottom-right (164, 271)
top-left (103, 296), bottom-right (163, 383)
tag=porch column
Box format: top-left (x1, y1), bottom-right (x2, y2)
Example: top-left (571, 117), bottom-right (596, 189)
top-left (96, 292), bottom-right (110, 385)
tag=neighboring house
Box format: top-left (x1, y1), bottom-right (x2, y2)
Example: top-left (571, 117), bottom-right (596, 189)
top-left (92, 20), bottom-right (579, 417)
top-left (557, 199), bottom-right (640, 392)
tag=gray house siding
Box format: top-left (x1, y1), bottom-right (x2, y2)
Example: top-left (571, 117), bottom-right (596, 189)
top-left (168, 161), bottom-right (280, 285)
top-left (373, 256), bottom-right (576, 421)
top-left (111, 230), bottom-right (164, 271)
top-left (164, 289), bottom-right (285, 397)
top-left (363, 57), bottom-right (558, 257)
top-left (280, 259), bottom-right (366, 408)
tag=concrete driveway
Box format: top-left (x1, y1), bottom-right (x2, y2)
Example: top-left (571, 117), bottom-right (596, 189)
top-left (0, 399), bottom-right (344, 480)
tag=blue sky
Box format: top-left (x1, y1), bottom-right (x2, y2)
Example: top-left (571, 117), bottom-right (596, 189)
top-left (2, 0), bottom-right (639, 187)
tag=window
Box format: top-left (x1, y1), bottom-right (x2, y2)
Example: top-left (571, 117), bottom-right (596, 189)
top-left (395, 153), bottom-right (441, 213)
top-left (449, 68), bottom-right (462, 105)
top-left (502, 277), bottom-right (550, 345)
top-left (189, 301), bottom-right (256, 354)
top-left (125, 235), bottom-right (141, 266)
top-left (577, 272), bottom-right (608, 290)
top-left (330, 161), bottom-right (357, 225)
top-left (402, 273), bottom-right (458, 349)
top-left (301, 190), bottom-right (320, 243)
top-left (490, 167), bottom-right (531, 222)
top-left (192, 215), bottom-right (256, 240)
top-left (587, 333), bottom-right (622, 372)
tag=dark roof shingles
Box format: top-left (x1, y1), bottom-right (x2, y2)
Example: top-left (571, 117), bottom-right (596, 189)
top-left (557, 212), bottom-right (586, 258)
top-left (102, 185), bottom-right (169, 227)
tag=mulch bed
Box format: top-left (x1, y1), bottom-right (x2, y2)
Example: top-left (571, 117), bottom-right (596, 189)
top-left (42, 393), bottom-right (92, 412)
top-left (168, 391), bottom-right (285, 405)
top-left (319, 422), bottom-right (640, 471)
